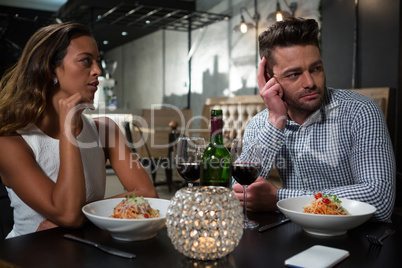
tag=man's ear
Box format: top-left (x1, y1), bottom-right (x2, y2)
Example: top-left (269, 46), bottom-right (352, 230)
top-left (265, 63), bottom-right (274, 81)
top-left (265, 70), bottom-right (271, 83)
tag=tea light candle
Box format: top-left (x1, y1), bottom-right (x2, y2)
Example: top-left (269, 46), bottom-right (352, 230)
top-left (166, 186), bottom-right (243, 261)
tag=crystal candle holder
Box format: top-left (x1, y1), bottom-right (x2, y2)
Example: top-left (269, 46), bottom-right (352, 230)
top-left (166, 186), bottom-right (243, 261)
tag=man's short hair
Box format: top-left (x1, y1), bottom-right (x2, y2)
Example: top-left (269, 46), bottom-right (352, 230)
top-left (259, 18), bottom-right (320, 77)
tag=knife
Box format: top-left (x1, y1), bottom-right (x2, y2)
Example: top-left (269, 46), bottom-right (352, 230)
top-left (258, 218), bottom-right (290, 233)
top-left (64, 234), bottom-right (136, 259)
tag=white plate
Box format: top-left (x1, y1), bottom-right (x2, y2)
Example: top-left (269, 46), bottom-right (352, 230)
top-left (277, 196), bottom-right (376, 236)
top-left (82, 198), bottom-right (170, 241)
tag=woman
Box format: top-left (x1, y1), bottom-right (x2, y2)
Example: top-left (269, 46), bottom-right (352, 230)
top-left (0, 22), bottom-right (158, 238)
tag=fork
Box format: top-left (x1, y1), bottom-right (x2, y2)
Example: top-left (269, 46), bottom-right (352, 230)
top-left (366, 229), bottom-right (396, 246)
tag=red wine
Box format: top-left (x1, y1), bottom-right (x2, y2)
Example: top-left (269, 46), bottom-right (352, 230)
top-left (177, 162), bottom-right (201, 182)
top-left (232, 163), bottom-right (261, 185)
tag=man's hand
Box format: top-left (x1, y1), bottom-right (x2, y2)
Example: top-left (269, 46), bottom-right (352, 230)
top-left (257, 57), bottom-right (288, 130)
top-left (233, 177), bottom-right (279, 212)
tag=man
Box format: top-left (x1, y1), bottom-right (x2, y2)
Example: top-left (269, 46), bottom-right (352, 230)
top-left (233, 18), bottom-right (395, 222)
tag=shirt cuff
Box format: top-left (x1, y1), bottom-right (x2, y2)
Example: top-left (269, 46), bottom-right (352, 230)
top-left (277, 188), bottom-right (315, 201)
top-left (257, 120), bottom-right (285, 149)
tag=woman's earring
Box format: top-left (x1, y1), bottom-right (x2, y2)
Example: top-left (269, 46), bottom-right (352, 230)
top-left (53, 77), bottom-right (58, 85)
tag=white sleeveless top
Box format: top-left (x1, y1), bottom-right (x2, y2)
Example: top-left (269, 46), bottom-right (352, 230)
top-left (6, 115), bottom-right (106, 238)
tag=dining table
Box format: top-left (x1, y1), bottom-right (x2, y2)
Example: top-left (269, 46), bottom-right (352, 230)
top-left (0, 211), bottom-right (400, 268)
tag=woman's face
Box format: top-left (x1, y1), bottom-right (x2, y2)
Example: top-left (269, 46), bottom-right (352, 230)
top-left (54, 35), bottom-right (101, 101)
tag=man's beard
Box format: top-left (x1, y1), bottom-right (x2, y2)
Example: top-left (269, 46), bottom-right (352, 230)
top-left (283, 86), bottom-right (325, 114)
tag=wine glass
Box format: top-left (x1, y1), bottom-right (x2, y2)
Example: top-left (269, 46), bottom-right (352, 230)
top-left (175, 137), bottom-right (206, 187)
top-left (231, 138), bottom-right (262, 229)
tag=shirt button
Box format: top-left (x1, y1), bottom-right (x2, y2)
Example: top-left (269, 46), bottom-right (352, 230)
top-left (303, 179), bottom-right (308, 183)
top-left (300, 127), bottom-right (306, 132)
top-left (298, 153), bottom-right (302, 158)
top-left (276, 140), bottom-right (281, 145)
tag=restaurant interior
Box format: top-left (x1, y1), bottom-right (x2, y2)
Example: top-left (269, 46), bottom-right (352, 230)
top-left (0, 0), bottom-right (401, 246)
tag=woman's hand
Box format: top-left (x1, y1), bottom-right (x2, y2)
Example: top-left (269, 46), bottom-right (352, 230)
top-left (233, 177), bottom-right (279, 212)
top-left (257, 58), bottom-right (288, 130)
top-left (58, 92), bottom-right (95, 138)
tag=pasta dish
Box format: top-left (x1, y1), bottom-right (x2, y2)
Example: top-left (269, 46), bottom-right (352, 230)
top-left (303, 193), bottom-right (350, 215)
top-left (110, 195), bottom-right (160, 219)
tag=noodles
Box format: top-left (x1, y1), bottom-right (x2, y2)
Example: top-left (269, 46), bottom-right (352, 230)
top-left (303, 193), bottom-right (350, 215)
top-left (110, 195), bottom-right (160, 219)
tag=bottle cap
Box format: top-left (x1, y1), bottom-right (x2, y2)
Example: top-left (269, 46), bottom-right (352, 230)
top-left (211, 109), bottom-right (223, 117)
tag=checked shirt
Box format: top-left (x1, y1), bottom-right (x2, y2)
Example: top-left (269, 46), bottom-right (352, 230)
top-left (243, 87), bottom-right (395, 222)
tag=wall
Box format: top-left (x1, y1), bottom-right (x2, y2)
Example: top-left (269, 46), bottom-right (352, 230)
top-left (321, 0), bottom-right (399, 121)
top-left (105, 31), bottom-right (165, 110)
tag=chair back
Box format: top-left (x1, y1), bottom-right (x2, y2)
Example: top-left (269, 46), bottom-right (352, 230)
top-left (131, 108), bottom-right (193, 159)
top-left (201, 95), bottom-right (265, 143)
top-left (349, 87), bottom-right (390, 119)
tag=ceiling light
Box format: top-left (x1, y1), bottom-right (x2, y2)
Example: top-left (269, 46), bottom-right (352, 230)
top-left (145, 20), bottom-right (151, 24)
top-left (103, 40), bottom-right (109, 45)
top-left (233, 7), bottom-right (259, 34)
top-left (240, 19), bottom-right (248, 33)
top-left (276, 11), bottom-right (284, 21)
top-left (121, 31), bottom-right (128, 36)
top-left (267, 0), bottom-right (297, 22)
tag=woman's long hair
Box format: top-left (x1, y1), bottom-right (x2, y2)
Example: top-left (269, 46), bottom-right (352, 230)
top-left (0, 22), bottom-right (93, 136)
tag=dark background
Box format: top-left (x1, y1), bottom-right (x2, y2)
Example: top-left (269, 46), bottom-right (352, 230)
top-left (321, 0), bottom-right (401, 206)
top-left (0, 6), bottom-right (54, 75)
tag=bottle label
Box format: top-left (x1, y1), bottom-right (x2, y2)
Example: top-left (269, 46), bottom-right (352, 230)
top-left (210, 116), bottom-right (223, 136)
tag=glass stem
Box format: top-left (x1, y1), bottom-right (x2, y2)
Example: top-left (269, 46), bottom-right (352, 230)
top-left (243, 185), bottom-right (248, 222)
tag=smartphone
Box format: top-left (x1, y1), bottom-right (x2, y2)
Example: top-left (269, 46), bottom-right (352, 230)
top-left (284, 245), bottom-right (349, 268)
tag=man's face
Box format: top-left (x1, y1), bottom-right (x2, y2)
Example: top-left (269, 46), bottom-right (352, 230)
top-left (271, 45), bottom-right (326, 114)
